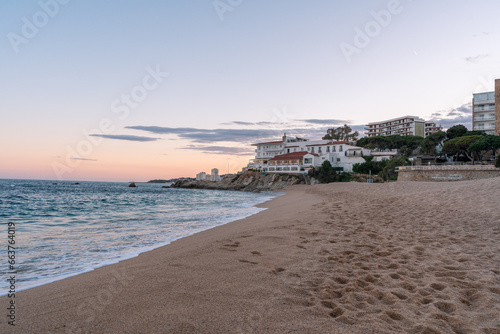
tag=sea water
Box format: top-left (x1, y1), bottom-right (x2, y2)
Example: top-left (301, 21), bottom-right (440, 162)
top-left (0, 179), bottom-right (278, 294)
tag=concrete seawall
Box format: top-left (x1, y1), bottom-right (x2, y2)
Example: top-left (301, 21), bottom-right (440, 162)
top-left (396, 166), bottom-right (500, 182)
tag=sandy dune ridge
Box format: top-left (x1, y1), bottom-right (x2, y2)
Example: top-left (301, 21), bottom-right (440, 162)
top-left (1, 178), bottom-right (500, 333)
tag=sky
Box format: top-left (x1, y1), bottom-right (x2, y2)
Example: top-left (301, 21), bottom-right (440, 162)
top-left (1, 0), bottom-right (500, 181)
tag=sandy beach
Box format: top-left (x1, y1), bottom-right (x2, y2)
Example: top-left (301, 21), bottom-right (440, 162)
top-left (2, 178), bottom-right (500, 333)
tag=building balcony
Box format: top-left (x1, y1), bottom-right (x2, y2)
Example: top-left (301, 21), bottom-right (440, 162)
top-left (474, 126), bottom-right (495, 130)
top-left (474, 117), bottom-right (495, 121)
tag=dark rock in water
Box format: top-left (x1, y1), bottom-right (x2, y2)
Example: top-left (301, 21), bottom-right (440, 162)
top-left (161, 186), bottom-right (170, 188)
top-left (74, 182), bottom-right (80, 185)
top-left (128, 182), bottom-right (137, 187)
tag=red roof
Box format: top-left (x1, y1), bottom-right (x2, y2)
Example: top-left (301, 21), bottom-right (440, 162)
top-left (268, 151), bottom-right (318, 161)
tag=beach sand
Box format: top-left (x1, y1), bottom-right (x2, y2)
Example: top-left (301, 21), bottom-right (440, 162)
top-left (2, 178), bottom-right (500, 333)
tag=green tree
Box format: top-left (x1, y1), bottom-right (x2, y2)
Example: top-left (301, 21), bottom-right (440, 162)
top-left (380, 156), bottom-right (410, 181)
top-left (468, 135), bottom-right (500, 162)
top-left (318, 160), bottom-right (337, 183)
top-left (441, 135), bottom-right (483, 164)
top-left (323, 124), bottom-right (359, 142)
top-left (420, 131), bottom-right (447, 155)
top-left (308, 161), bottom-right (337, 183)
top-left (446, 125), bottom-right (468, 139)
top-left (356, 135), bottom-right (423, 153)
top-left (352, 156), bottom-right (387, 174)
top-left (464, 130), bottom-right (487, 137)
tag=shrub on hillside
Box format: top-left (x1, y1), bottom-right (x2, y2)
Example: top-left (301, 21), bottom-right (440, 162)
top-left (308, 161), bottom-right (337, 183)
top-left (352, 156), bottom-right (388, 175)
top-left (379, 156), bottom-right (410, 181)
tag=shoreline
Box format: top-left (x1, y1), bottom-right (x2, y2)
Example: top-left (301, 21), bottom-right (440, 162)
top-left (2, 187), bottom-right (281, 296)
top-left (2, 179), bottom-right (500, 333)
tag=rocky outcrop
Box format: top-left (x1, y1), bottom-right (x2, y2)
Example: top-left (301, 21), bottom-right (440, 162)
top-left (170, 172), bottom-right (306, 192)
top-left (128, 182), bottom-right (137, 187)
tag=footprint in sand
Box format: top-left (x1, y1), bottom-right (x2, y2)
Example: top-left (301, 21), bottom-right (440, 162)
top-left (221, 241), bottom-right (240, 251)
top-left (329, 307), bottom-right (345, 319)
top-left (433, 301), bottom-right (457, 314)
top-left (391, 291), bottom-right (409, 300)
top-left (430, 283), bottom-right (446, 291)
top-left (385, 311), bottom-right (405, 321)
top-left (271, 267), bottom-right (286, 275)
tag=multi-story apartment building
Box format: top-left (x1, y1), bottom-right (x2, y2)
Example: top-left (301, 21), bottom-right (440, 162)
top-left (424, 122), bottom-right (443, 137)
top-left (473, 79), bottom-right (499, 135)
top-left (365, 116), bottom-right (442, 138)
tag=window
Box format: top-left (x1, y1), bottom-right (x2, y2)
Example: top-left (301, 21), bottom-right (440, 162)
top-left (332, 146), bottom-right (336, 152)
top-left (311, 147), bottom-right (315, 153)
top-left (326, 146), bottom-right (330, 152)
top-left (339, 145), bottom-right (343, 152)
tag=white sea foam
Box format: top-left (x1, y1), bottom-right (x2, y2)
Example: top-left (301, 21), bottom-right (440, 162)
top-left (0, 179), bottom-right (279, 294)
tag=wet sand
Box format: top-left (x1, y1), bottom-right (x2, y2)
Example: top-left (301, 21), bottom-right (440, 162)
top-left (2, 178), bottom-right (500, 333)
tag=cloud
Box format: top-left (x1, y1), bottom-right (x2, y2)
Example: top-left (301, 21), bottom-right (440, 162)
top-left (228, 121), bottom-right (255, 126)
top-left (126, 125), bottom-right (283, 143)
top-left (472, 32), bottom-right (490, 37)
top-left (182, 145), bottom-right (255, 156)
top-left (223, 119), bottom-right (350, 127)
top-left (89, 134), bottom-right (161, 142)
top-left (299, 119), bottom-right (350, 125)
top-left (429, 103), bottom-right (472, 130)
top-left (465, 54), bottom-right (489, 63)
top-left (126, 123), bottom-right (368, 145)
top-left (71, 158), bottom-right (97, 161)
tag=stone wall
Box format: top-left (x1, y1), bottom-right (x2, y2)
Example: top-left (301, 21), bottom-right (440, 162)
top-left (397, 166), bottom-right (500, 182)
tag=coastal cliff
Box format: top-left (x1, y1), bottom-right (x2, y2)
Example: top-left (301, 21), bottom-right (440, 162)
top-left (170, 172), bottom-right (306, 192)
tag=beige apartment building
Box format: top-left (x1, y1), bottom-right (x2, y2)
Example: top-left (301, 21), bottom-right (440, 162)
top-left (473, 79), bottom-right (500, 135)
top-left (365, 116), bottom-right (441, 138)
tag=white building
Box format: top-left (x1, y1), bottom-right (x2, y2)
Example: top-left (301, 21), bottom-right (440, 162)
top-left (211, 168), bottom-right (220, 181)
top-left (248, 134), bottom-right (386, 173)
top-left (196, 172), bottom-right (206, 180)
top-left (472, 79), bottom-right (499, 135)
